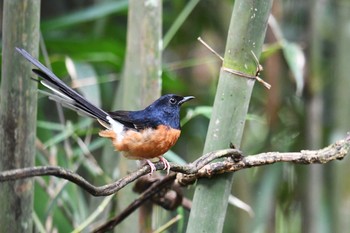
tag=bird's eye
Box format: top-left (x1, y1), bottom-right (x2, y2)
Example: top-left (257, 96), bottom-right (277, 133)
top-left (169, 97), bottom-right (177, 105)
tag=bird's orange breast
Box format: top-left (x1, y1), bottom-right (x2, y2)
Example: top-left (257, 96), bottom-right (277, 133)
top-left (99, 125), bottom-right (181, 160)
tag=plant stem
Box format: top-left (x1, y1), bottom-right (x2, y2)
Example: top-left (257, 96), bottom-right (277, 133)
top-left (0, 0), bottom-right (40, 232)
top-left (186, 1), bottom-right (273, 232)
top-left (101, 0), bottom-right (162, 232)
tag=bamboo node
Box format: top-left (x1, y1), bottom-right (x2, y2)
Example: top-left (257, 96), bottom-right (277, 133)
top-left (197, 37), bottom-right (271, 89)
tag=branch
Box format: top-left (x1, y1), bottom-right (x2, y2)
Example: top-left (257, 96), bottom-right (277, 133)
top-left (0, 136), bottom-right (349, 196)
top-left (91, 174), bottom-right (189, 232)
top-left (0, 148), bottom-right (242, 196)
top-left (176, 135), bottom-right (350, 185)
top-left (92, 174), bottom-right (177, 233)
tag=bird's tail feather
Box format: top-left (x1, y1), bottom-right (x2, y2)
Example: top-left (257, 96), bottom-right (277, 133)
top-left (16, 47), bottom-right (110, 125)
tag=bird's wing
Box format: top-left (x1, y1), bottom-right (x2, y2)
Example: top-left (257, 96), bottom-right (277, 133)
top-left (108, 110), bottom-right (154, 131)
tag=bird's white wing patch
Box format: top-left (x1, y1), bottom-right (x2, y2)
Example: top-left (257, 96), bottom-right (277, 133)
top-left (106, 116), bottom-right (124, 141)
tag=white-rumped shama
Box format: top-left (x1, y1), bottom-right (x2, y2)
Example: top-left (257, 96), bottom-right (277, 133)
top-left (16, 48), bottom-right (194, 174)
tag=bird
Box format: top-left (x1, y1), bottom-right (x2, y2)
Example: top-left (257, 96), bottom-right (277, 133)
top-left (16, 47), bottom-right (194, 174)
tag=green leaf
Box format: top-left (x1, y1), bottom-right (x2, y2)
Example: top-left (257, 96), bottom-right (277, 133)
top-left (37, 120), bottom-right (65, 131)
top-left (72, 195), bottom-right (115, 233)
top-left (181, 106), bottom-right (212, 126)
top-left (43, 119), bottom-right (93, 148)
top-left (163, 0), bottom-right (200, 48)
top-left (41, 1), bottom-right (128, 30)
top-left (282, 42), bottom-right (305, 96)
top-left (260, 42), bottom-right (282, 61)
top-left (65, 57), bottom-right (101, 107)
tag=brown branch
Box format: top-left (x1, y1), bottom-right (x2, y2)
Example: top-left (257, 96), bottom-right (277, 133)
top-left (92, 173), bottom-right (192, 233)
top-left (0, 148), bottom-right (242, 196)
top-left (92, 174), bottom-right (177, 233)
top-left (176, 135), bottom-right (350, 185)
top-left (1, 135), bottom-right (348, 233)
top-left (0, 136), bottom-right (349, 197)
top-left (93, 133), bottom-right (350, 233)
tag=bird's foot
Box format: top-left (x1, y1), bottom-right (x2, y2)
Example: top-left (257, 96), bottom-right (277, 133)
top-left (146, 159), bottom-right (156, 175)
top-left (159, 156), bottom-right (170, 175)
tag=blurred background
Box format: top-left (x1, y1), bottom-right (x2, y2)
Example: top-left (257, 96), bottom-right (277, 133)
top-left (1, 0), bottom-right (349, 232)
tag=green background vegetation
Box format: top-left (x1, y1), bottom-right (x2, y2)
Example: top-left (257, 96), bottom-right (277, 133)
top-left (0, 0), bottom-right (350, 232)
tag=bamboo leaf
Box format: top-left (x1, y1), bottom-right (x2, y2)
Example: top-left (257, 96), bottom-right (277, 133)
top-left (282, 42), bottom-right (305, 96)
top-left (41, 1), bottom-right (128, 30)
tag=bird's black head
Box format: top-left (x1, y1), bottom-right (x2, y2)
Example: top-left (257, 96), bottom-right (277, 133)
top-left (145, 94), bottom-right (194, 129)
top-left (151, 94), bottom-right (194, 112)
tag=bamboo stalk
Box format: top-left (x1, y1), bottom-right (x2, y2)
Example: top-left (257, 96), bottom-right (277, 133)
top-left (304, 1), bottom-right (327, 232)
top-left (186, 1), bottom-right (273, 232)
top-left (333, 0), bottom-right (350, 232)
top-left (99, 0), bottom-right (162, 232)
top-left (0, 0), bottom-right (40, 232)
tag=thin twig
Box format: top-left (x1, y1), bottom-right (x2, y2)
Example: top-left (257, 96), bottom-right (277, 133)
top-left (153, 214), bottom-right (182, 233)
top-left (250, 50), bottom-right (271, 89)
top-left (92, 174), bottom-right (177, 233)
top-left (0, 149), bottom-right (241, 196)
top-left (176, 135), bottom-right (350, 185)
top-left (197, 36), bottom-right (271, 89)
top-left (197, 37), bottom-right (224, 61)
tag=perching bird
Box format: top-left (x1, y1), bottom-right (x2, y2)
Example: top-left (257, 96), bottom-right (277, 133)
top-left (16, 47), bottom-right (194, 174)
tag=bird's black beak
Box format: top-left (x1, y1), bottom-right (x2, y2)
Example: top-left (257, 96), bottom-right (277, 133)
top-left (179, 96), bottom-right (195, 105)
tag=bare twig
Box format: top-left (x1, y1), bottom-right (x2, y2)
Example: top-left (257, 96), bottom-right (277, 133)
top-left (0, 136), bottom-right (349, 196)
top-left (92, 174), bottom-right (177, 233)
top-left (197, 37), bottom-right (271, 89)
top-left (0, 148), bottom-right (242, 196)
top-left (133, 174), bottom-right (188, 210)
top-left (176, 135), bottom-right (350, 185)
top-left (250, 50), bottom-right (271, 89)
top-left (197, 37), bottom-right (224, 61)
top-left (153, 214), bottom-right (182, 233)
top-left (92, 173), bottom-right (191, 233)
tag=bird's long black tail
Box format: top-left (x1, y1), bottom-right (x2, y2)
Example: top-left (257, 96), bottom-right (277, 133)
top-left (16, 47), bottom-right (110, 125)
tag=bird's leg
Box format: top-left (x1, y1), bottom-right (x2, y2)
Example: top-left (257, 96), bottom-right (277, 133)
top-left (159, 156), bottom-right (170, 175)
top-left (145, 159), bottom-right (156, 175)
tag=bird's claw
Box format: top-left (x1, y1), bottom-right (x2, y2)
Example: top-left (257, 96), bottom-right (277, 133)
top-left (145, 157), bottom-right (170, 175)
top-left (159, 156), bottom-right (170, 175)
top-left (146, 159), bottom-right (156, 175)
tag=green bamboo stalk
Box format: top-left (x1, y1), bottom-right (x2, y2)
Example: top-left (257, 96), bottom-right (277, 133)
top-left (99, 0), bottom-right (162, 232)
top-left (186, 1), bottom-right (273, 232)
top-left (304, 1), bottom-right (327, 232)
top-left (0, 0), bottom-right (40, 232)
top-left (119, 0), bottom-right (162, 108)
top-left (333, 1), bottom-right (350, 233)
